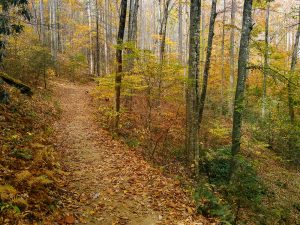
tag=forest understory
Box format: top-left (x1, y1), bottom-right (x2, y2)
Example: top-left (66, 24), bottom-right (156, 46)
top-left (0, 78), bottom-right (299, 225)
top-left (1, 79), bottom-right (211, 225)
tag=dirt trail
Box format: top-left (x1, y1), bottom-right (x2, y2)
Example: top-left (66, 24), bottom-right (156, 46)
top-left (52, 81), bottom-right (208, 225)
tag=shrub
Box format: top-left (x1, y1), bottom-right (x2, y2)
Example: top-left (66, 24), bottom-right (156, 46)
top-left (196, 147), bottom-right (268, 224)
top-left (194, 183), bottom-right (234, 224)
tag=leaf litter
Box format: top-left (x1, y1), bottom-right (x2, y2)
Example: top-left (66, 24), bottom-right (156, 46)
top-left (52, 81), bottom-right (211, 225)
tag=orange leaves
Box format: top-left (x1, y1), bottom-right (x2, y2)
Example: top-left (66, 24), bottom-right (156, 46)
top-left (57, 214), bottom-right (75, 224)
top-left (0, 84), bottom-right (64, 224)
top-left (45, 81), bottom-right (210, 225)
top-left (64, 214), bottom-right (75, 224)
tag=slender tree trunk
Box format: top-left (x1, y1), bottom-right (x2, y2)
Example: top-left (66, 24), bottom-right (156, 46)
top-left (262, 2), bottom-right (270, 118)
top-left (139, 0), bottom-right (144, 50)
top-left (53, 0), bottom-right (57, 61)
top-left (220, 0), bottom-right (226, 114)
top-left (31, 0), bottom-right (40, 39)
top-left (158, 0), bottom-right (171, 103)
top-left (88, 0), bottom-right (94, 75)
top-left (95, 0), bottom-right (100, 77)
top-left (198, 0), bottom-right (217, 125)
top-left (159, 0), bottom-right (171, 63)
top-left (186, 0), bottom-right (201, 177)
top-left (288, 6), bottom-right (300, 125)
top-left (127, 0), bottom-right (139, 70)
top-left (201, 0), bottom-right (205, 78)
top-left (104, 0), bottom-right (110, 74)
top-left (230, 0), bottom-right (253, 176)
top-left (39, 0), bottom-right (45, 44)
top-left (49, 0), bottom-right (53, 57)
top-left (128, 0), bottom-right (139, 43)
top-left (115, 0), bottom-right (128, 129)
top-left (56, 0), bottom-right (61, 52)
top-left (185, 0), bottom-right (189, 64)
top-left (126, 0), bottom-right (139, 108)
top-left (178, 0), bottom-right (183, 63)
top-left (229, 0), bottom-right (236, 114)
top-left (140, 0), bottom-right (145, 50)
top-left (108, 0), bottom-right (113, 73)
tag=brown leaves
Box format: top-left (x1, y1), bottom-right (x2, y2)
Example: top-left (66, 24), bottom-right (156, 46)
top-left (61, 130), bottom-right (206, 224)
top-left (0, 84), bottom-right (63, 224)
top-left (57, 214), bottom-right (75, 224)
top-left (46, 81), bottom-right (209, 225)
top-left (64, 214), bottom-right (75, 224)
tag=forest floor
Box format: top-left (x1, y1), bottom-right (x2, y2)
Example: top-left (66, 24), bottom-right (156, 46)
top-left (52, 80), bottom-right (209, 225)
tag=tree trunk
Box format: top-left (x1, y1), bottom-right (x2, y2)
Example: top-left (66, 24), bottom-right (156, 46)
top-left (158, 0), bottom-right (172, 103)
top-left (262, 2), bottom-right (270, 118)
top-left (220, 0), bottom-right (226, 114)
top-left (159, 0), bottom-right (171, 63)
top-left (0, 72), bottom-right (33, 96)
top-left (288, 5), bottom-right (300, 125)
top-left (198, 0), bottom-right (217, 125)
top-left (229, 0), bottom-right (236, 115)
top-left (185, 0), bottom-right (189, 64)
top-left (88, 0), bottom-right (94, 75)
top-left (286, 6), bottom-right (300, 154)
top-left (49, 0), bottom-right (53, 58)
top-left (140, 0), bottom-right (146, 50)
top-left (127, 0), bottom-right (139, 70)
top-left (115, 0), bottom-right (128, 129)
top-left (200, 0), bottom-right (205, 78)
top-left (39, 0), bottom-right (45, 44)
top-left (104, 0), bottom-right (110, 74)
top-left (56, 0), bottom-right (61, 53)
top-left (230, 0), bottom-right (253, 176)
top-left (178, 0), bottom-right (183, 63)
top-left (186, 0), bottom-right (201, 177)
top-left (95, 0), bottom-right (101, 77)
top-left (52, 0), bottom-right (58, 62)
top-left (31, 0), bottom-right (40, 40)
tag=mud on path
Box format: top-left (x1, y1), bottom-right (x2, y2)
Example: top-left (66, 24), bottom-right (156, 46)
top-left (52, 81), bottom-right (208, 225)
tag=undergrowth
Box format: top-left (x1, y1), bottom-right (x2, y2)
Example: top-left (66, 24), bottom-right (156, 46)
top-left (195, 147), bottom-right (300, 224)
top-left (0, 84), bottom-right (63, 224)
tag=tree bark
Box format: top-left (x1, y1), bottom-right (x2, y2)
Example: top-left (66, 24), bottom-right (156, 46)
top-left (159, 0), bottom-right (171, 63)
top-left (31, 0), bottom-right (40, 39)
top-left (288, 5), bottom-right (300, 125)
top-left (157, 0), bottom-right (172, 103)
top-left (104, 0), bottom-right (110, 74)
top-left (56, 0), bottom-right (61, 53)
top-left (262, 2), bottom-right (270, 118)
top-left (52, 0), bottom-right (58, 62)
top-left (115, 0), bottom-right (128, 129)
top-left (39, 0), bottom-right (45, 44)
top-left (198, 0), bottom-right (217, 125)
top-left (230, 0), bottom-right (253, 176)
top-left (220, 0), bottom-right (226, 114)
top-left (229, 0), bottom-right (236, 115)
top-left (127, 0), bottom-right (139, 70)
top-left (87, 0), bottom-right (94, 75)
top-left (178, 0), bottom-right (183, 63)
top-left (0, 72), bottom-right (33, 96)
top-left (49, 0), bottom-right (53, 59)
top-left (200, 0), bottom-right (205, 78)
top-left (186, 0), bottom-right (201, 177)
top-left (95, 0), bottom-right (101, 77)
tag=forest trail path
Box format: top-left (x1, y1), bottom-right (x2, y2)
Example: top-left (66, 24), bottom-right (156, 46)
top-left (52, 81), bottom-right (207, 225)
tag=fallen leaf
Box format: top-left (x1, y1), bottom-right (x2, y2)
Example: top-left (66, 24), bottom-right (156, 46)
top-left (65, 214), bottom-right (75, 224)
